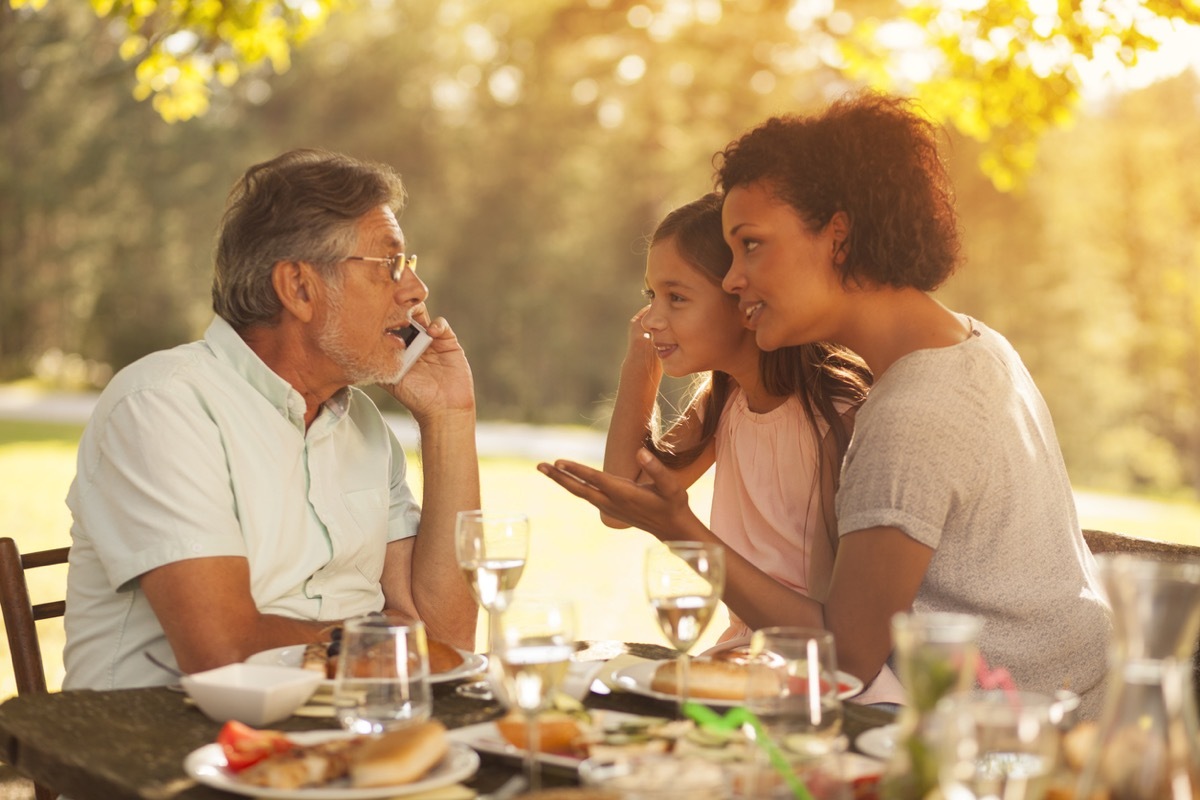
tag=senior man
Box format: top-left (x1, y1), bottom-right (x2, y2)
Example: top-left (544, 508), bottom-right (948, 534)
top-left (63, 149), bottom-right (480, 689)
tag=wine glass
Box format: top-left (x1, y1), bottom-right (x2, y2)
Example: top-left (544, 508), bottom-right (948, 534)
top-left (644, 541), bottom-right (726, 709)
top-left (492, 597), bottom-right (576, 794)
top-left (454, 510), bottom-right (530, 700)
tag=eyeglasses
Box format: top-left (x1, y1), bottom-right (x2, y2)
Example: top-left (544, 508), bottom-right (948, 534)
top-left (343, 253), bottom-right (417, 282)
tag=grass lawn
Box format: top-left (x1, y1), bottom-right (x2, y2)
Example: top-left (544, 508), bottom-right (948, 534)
top-left (3, 418), bottom-right (1200, 699)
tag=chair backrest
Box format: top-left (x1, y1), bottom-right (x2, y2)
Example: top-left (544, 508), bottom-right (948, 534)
top-left (0, 537), bottom-right (69, 696)
top-left (1083, 528), bottom-right (1200, 563)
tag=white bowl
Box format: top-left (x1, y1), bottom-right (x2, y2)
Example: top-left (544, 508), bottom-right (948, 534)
top-left (181, 662), bottom-right (322, 726)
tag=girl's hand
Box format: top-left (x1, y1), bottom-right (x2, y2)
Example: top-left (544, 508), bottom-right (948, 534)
top-left (624, 305), bottom-right (659, 379)
top-left (627, 305), bottom-right (656, 353)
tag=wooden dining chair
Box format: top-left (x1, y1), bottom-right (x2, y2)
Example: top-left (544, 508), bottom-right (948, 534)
top-left (0, 537), bottom-right (69, 800)
top-left (1082, 528), bottom-right (1200, 562)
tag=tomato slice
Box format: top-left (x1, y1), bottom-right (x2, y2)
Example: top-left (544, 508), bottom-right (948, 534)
top-left (215, 720), bottom-right (293, 772)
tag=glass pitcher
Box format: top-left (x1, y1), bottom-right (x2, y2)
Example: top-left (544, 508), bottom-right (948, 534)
top-left (1076, 553), bottom-right (1200, 800)
top-left (881, 611), bottom-right (982, 800)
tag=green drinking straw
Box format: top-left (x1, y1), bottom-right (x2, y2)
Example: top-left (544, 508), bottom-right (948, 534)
top-left (681, 701), bottom-right (815, 800)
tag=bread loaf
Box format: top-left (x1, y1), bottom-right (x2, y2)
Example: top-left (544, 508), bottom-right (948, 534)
top-left (650, 659), bottom-right (750, 701)
top-left (350, 720), bottom-right (449, 788)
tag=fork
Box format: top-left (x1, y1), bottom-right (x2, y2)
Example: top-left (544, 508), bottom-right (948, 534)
top-left (144, 651), bottom-right (187, 691)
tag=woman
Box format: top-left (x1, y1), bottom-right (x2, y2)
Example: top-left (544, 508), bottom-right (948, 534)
top-left (540, 93), bottom-right (1110, 718)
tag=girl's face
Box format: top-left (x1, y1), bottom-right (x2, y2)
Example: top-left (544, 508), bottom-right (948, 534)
top-left (721, 181), bottom-right (847, 351)
top-left (641, 236), bottom-right (758, 379)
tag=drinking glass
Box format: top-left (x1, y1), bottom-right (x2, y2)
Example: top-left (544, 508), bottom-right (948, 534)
top-left (881, 611), bottom-right (982, 800)
top-left (644, 541), bottom-right (726, 708)
top-left (455, 510), bottom-right (530, 699)
top-left (492, 597), bottom-right (576, 793)
top-left (937, 690), bottom-right (1061, 800)
top-left (332, 616), bottom-right (432, 734)
top-left (740, 627), bottom-right (846, 799)
top-left (746, 627), bottom-right (844, 755)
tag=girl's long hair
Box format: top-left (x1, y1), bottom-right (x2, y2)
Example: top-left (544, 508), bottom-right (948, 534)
top-left (643, 192), bottom-right (872, 537)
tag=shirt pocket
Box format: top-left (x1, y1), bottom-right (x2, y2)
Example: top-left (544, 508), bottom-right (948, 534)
top-left (340, 486), bottom-right (389, 585)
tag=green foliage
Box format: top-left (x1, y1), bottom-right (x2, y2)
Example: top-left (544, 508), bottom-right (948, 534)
top-left (33, 0), bottom-right (343, 121)
top-left (11, 0), bottom-right (1200, 186)
top-left (840, 0), bottom-right (1200, 189)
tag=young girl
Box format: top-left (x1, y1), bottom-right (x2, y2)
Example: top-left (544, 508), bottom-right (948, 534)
top-left (602, 192), bottom-right (903, 704)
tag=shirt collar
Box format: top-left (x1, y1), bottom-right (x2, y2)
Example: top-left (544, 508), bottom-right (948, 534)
top-left (203, 316), bottom-right (352, 429)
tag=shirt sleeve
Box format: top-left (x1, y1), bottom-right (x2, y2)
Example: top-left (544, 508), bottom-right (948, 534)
top-left (72, 386), bottom-right (249, 592)
top-left (386, 425), bottom-right (421, 542)
top-left (836, 365), bottom-right (987, 549)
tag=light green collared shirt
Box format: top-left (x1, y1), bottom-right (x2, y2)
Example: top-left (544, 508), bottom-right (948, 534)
top-left (64, 316), bottom-right (420, 689)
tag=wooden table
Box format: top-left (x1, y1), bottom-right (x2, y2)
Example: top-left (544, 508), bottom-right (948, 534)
top-left (0, 641), bottom-right (895, 800)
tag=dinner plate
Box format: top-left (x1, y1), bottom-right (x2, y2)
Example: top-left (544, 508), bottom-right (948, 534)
top-left (245, 645), bottom-right (487, 686)
top-left (611, 660), bottom-right (865, 707)
top-left (184, 730), bottom-right (479, 799)
top-left (855, 722), bottom-right (900, 761)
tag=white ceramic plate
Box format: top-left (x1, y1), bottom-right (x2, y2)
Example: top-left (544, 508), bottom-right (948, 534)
top-left (611, 660), bottom-right (865, 707)
top-left (184, 730), bottom-right (479, 799)
top-left (855, 722), bottom-right (900, 761)
top-left (245, 645), bottom-right (487, 686)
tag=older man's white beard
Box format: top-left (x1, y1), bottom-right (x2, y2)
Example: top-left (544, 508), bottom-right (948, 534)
top-left (317, 300), bottom-right (404, 387)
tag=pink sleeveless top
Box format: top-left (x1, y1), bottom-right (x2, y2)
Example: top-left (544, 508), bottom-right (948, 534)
top-left (704, 388), bottom-right (906, 705)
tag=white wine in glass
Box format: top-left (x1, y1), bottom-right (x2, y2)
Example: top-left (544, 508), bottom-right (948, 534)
top-left (455, 510), bottom-right (530, 700)
top-left (492, 597), bottom-right (575, 794)
top-left (645, 541), bottom-right (725, 709)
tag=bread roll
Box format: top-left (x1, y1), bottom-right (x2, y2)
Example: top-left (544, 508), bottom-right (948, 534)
top-left (650, 659), bottom-right (750, 701)
top-left (350, 720), bottom-right (449, 788)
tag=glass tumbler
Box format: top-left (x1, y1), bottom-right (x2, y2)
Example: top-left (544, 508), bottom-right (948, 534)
top-left (333, 616), bottom-right (432, 734)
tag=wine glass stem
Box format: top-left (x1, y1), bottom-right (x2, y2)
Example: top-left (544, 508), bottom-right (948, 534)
top-left (524, 709), bottom-right (541, 793)
top-left (677, 650), bottom-right (691, 711)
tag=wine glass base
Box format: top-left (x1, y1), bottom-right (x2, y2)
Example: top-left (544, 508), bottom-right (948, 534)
top-left (455, 680), bottom-right (495, 701)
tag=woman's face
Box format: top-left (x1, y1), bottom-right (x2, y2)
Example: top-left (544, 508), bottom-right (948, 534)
top-left (640, 236), bottom-right (758, 378)
top-left (721, 181), bottom-right (846, 351)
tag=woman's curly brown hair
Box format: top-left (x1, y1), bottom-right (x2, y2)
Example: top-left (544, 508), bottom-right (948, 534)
top-left (714, 92), bottom-right (962, 291)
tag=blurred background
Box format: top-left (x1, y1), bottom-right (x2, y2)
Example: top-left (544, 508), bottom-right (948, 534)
top-left (3, 0), bottom-right (1199, 497)
top-left (2, 0), bottom-right (1200, 700)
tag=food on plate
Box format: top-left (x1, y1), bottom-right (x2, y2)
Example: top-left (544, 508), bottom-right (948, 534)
top-left (350, 720), bottom-right (449, 787)
top-left (650, 659), bottom-right (751, 701)
top-left (581, 754), bottom-right (726, 799)
top-left (495, 710), bottom-right (586, 755)
top-left (302, 628), bottom-right (465, 679)
top-left (513, 790), bottom-right (620, 800)
top-left (225, 720), bottom-right (449, 789)
top-left (239, 734), bottom-right (360, 789)
top-left (216, 720), bottom-right (293, 772)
